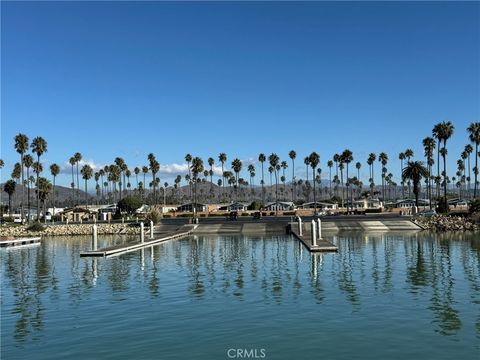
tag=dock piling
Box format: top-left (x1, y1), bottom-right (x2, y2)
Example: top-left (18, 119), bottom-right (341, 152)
top-left (140, 222), bottom-right (144, 243)
top-left (311, 220), bottom-right (317, 247)
top-left (92, 224), bottom-right (98, 251)
top-left (298, 217), bottom-right (303, 236)
top-left (317, 218), bottom-right (322, 239)
top-left (150, 221), bottom-right (154, 239)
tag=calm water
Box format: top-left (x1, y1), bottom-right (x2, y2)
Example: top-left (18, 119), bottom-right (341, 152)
top-left (1, 232), bottom-right (479, 360)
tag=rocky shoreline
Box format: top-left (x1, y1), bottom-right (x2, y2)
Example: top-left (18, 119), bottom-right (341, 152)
top-left (413, 215), bottom-right (479, 231)
top-left (0, 224), bottom-right (142, 238)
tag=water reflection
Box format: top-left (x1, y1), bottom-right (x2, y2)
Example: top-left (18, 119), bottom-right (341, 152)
top-left (1, 232), bottom-right (479, 346)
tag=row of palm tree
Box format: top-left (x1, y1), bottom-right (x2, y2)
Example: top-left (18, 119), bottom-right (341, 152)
top-left (2, 121), bottom-right (479, 219)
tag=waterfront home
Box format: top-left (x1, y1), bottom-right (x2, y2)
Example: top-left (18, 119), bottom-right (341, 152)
top-left (448, 199), bottom-right (468, 208)
top-left (264, 201), bottom-right (295, 211)
top-left (300, 201), bottom-right (338, 210)
top-left (347, 199), bottom-right (383, 209)
top-left (60, 207), bottom-right (97, 222)
top-left (176, 202), bottom-right (207, 213)
top-left (218, 202), bottom-right (249, 212)
top-left (395, 199), bottom-right (429, 208)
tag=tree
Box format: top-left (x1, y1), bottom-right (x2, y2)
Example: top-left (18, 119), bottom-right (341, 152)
top-left (185, 154), bottom-right (192, 198)
top-left (367, 153), bottom-right (376, 198)
top-left (464, 144), bottom-right (473, 198)
top-left (148, 154), bottom-right (160, 204)
top-left (289, 150), bottom-right (296, 202)
top-left (378, 152), bottom-right (388, 202)
top-left (74, 152), bottom-right (82, 202)
top-left (422, 137), bottom-right (436, 209)
top-left (36, 177), bottom-right (52, 223)
top-left (14, 133), bottom-right (29, 223)
top-left (327, 160), bottom-right (334, 198)
top-left (4, 180), bottom-right (16, 215)
top-left (258, 153), bottom-right (266, 205)
top-left (402, 161), bottom-right (429, 207)
top-left (69, 156), bottom-right (76, 206)
top-left (231, 158), bottom-right (242, 203)
top-left (134, 167), bottom-right (140, 192)
top-left (81, 164), bottom-right (93, 207)
top-left (208, 157), bottom-right (214, 194)
top-left (435, 121), bottom-right (455, 209)
top-left (142, 166), bottom-right (149, 200)
top-left (190, 157), bottom-right (204, 216)
top-left (23, 154), bottom-right (33, 220)
top-left (467, 122), bottom-right (480, 198)
top-left (50, 163), bottom-right (60, 219)
top-left (267, 154), bottom-right (280, 209)
top-left (31, 137), bottom-right (47, 222)
top-left (398, 152), bottom-right (406, 198)
top-left (308, 152), bottom-right (320, 214)
top-left (114, 157), bottom-right (126, 199)
top-left (341, 150), bottom-right (353, 212)
top-left (218, 153), bottom-right (227, 197)
top-left (117, 196), bottom-right (143, 214)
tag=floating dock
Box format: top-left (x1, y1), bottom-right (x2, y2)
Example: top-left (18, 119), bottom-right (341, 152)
top-left (0, 237), bottom-right (41, 247)
top-left (80, 225), bottom-right (196, 257)
top-left (289, 225), bottom-right (338, 252)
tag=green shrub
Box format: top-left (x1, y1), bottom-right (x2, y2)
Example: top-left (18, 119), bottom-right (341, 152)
top-left (436, 201), bottom-right (449, 214)
top-left (3, 216), bottom-right (13, 223)
top-left (145, 208), bottom-right (162, 225)
top-left (27, 223), bottom-right (45, 232)
top-left (248, 201), bottom-right (262, 211)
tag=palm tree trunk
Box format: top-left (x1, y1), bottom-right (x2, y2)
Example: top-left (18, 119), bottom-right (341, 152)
top-left (36, 155), bottom-right (40, 222)
top-left (26, 168), bottom-right (30, 222)
top-left (475, 143), bottom-right (478, 198)
top-left (52, 176), bottom-right (56, 223)
top-left (443, 143), bottom-right (448, 210)
top-left (20, 155), bottom-right (24, 223)
top-left (85, 179), bottom-right (88, 208)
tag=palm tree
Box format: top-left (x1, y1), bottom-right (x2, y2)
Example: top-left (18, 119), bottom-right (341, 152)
top-left (367, 153), bottom-right (376, 198)
top-left (73, 152), bottom-right (82, 202)
top-left (464, 144), bottom-right (473, 198)
top-left (4, 180), bottom-right (16, 215)
top-left (14, 133), bottom-right (29, 223)
top-left (36, 177), bottom-right (52, 223)
top-left (31, 137), bottom-right (47, 222)
top-left (81, 164), bottom-right (93, 207)
top-left (435, 121), bottom-right (455, 209)
top-left (432, 123), bottom-right (442, 198)
top-left (404, 149), bottom-right (414, 198)
top-left (378, 152), bottom-right (388, 202)
top-left (341, 150), bottom-right (353, 212)
top-left (308, 152), bottom-right (320, 214)
top-left (327, 160), bottom-right (333, 197)
top-left (23, 154), bottom-right (33, 220)
top-left (247, 164), bottom-right (255, 198)
top-left (134, 167), bottom-right (140, 192)
top-left (219, 153), bottom-right (227, 197)
top-left (422, 137), bottom-right (436, 209)
top-left (208, 157), bottom-right (214, 193)
top-left (49, 163), bottom-right (60, 220)
top-left (289, 150), bottom-right (296, 202)
top-left (126, 169), bottom-right (132, 194)
top-left (398, 152), bottom-right (406, 198)
top-left (114, 157), bottom-right (125, 199)
top-left (190, 157), bottom-right (204, 216)
top-left (467, 122), bottom-right (480, 198)
top-left (280, 161), bottom-right (288, 197)
top-left (268, 154), bottom-right (280, 210)
top-left (32, 161), bottom-right (43, 219)
top-left (231, 158), bottom-right (242, 203)
top-left (185, 154), bottom-right (192, 198)
top-left (402, 161), bottom-right (429, 207)
top-left (258, 153), bottom-right (266, 205)
top-left (142, 166), bottom-right (149, 199)
top-left (148, 153), bottom-right (160, 204)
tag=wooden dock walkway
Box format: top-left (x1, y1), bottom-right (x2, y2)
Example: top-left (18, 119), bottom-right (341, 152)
top-left (0, 237), bottom-right (41, 247)
top-left (289, 223), bottom-right (338, 252)
top-left (80, 225), bottom-right (196, 257)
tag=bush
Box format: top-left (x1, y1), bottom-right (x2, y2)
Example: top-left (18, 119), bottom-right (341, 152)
top-left (469, 198), bottom-right (480, 214)
top-left (436, 201), bottom-right (449, 214)
top-left (27, 223), bottom-right (45, 232)
top-left (145, 208), bottom-right (162, 225)
top-left (117, 196), bottom-right (143, 214)
top-left (248, 201), bottom-right (262, 211)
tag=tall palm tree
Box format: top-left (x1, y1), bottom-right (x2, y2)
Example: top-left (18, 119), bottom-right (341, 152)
top-left (341, 150), bottom-right (353, 212)
top-left (23, 154), bottom-right (33, 220)
top-left (73, 152), bottom-right (82, 202)
top-left (36, 177), bottom-right (52, 223)
top-left (247, 164), bottom-right (255, 198)
top-left (258, 153), bottom-right (266, 205)
top-left (134, 167), bottom-right (140, 191)
top-left (398, 152), bottom-right (406, 198)
top-left (404, 149), bottom-right (414, 198)
top-left (464, 144), bottom-right (473, 198)
top-left (231, 158), bottom-right (242, 203)
top-left (14, 133), bottom-right (29, 223)
top-left (4, 180), bottom-right (16, 215)
top-left (280, 161), bottom-right (288, 197)
top-left (31, 137), bottom-right (47, 222)
top-left (327, 160), bottom-right (333, 197)
top-left (367, 153), bottom-right (376, 198)
top-left (32, 162), bottom-right (43, 219)
top-left (185, 154), bottom-right (192, 198)
top-left (11, 163), bottom-right (21, 211)
top-left (142, 166), bottom-right (149, 199)
top-left (289, 150), bottom-right (296, 202)
top-left (308, 152), bottom-right (320, 214)
top-left (114, 157), bottom-right (125, 199)
top-left (148, 154), bottom-right (160, 205)
top-left (50, 163), bottom-right (60, 220)
top-left (219, 153), bottom-right (227, 197)
top-left (190, 157), bottom-right (204, 216)
top-left (268, 154), bottom-right (280, 210)
top-left (378, 152), bottom-right (388, 202)
top-left (402, 161), bottom-right (429, 207)
top-left (422, 137), bottom-right (436, 209)
top-left (125, 169), bottom-right (131, 194)
top-left (436, 121), bottom-right (455, 209)
top-left (467, 122), bottom-right (480, 198)
top-left (208, 157), bottom-right (214, 193)
top-left (432, 123), bottom-right (442, 198)
top-left (81, 164), bottom-right (93, 207)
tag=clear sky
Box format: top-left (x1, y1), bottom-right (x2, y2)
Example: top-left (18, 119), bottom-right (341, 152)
top-left (1, 1), bottom-right (479, 187)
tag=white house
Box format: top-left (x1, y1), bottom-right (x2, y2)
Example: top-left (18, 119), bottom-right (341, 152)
top-left (176, 203), bottom-right (207, 213)
top-left (264, 201), bottom-right (295, 211)
top-left (300, 201), bottom-right (338, 210)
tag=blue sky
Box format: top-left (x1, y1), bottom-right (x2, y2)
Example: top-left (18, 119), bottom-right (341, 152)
top-left (1, 1), bottom-right (479, 187)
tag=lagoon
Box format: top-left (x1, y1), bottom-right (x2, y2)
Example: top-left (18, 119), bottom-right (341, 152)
top-left (1, 232), bottom-right (479, 360)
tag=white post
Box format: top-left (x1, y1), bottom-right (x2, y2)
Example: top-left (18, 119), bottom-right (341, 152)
top-left (140, 222), bottom-right (144, 243)
top-left (92, 224), bottom-right (98, 251)
top-left (317, 218), bottom-right (322, 240)
top-left (311, 220), bottom-right (317, 247)
top-left (122, 217), bottom-right (124, 224)
top-left (150, 221), bottom-right (154, 239)
top-left (298, 217), bottom-right (303, 236)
